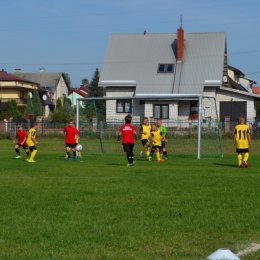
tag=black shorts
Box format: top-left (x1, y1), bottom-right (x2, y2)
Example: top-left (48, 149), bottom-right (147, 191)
top-left (161, 141), bottom-right (166, 148)
top-left (66, 143), bottom-right (77, 148)
top-left (123, 143), bottom-right (134, 152)
top-left (236, 148), bottom-right (249, 153)
top-left (29, 145), bottom-right (37, 151)
top-left (152, 145), bottom-right (162, 151)
top-left (17, 143), bottom-right (28, 149)
top-left (141, 139), bottom-right (150, 147)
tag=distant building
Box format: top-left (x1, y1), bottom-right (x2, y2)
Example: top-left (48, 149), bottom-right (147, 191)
top-left (68, 85), bottom-right (90, 106)
top-left (12, 69), bottom-right (70, 117)
top-left (0, 69), bottom-right (52, 116)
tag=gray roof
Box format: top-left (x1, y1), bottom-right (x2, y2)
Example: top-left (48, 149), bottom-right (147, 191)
top-left (99, 32), bottom-right (226, 95)
top-left (10, 72), bottom-right (68, 89)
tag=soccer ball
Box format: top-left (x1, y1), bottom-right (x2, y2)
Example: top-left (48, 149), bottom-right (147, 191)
top-left (76, 144), bottom-right (83, 151)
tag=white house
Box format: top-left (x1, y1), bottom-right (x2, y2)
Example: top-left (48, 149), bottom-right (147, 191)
top-left (99, 27), bottom-right (260, 125)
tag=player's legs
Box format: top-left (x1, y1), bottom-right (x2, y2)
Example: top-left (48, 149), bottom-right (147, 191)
top-left (242, 152), bottom-right (249, 168)
top-left (162, 141), bottom-right (167, 159)
top-left (149, 146), bottom-right (155, 161)
top-left (140, 139), bottom-right (149, 157)
top-left (237, 153), bottom-right (242, 167)
top-left (130, 144), bottom-right (134, 164)
top-left (159, 147), bottom-right (164, 162)
top-left (124, 144), bottom-right (134, 166)
top-left (77, 151), bottom-right (82, 158)
top-left (66, 143), bottom-right (71, 160)
top-left (243, 152), bottom-right (249, 162)
top-left (145, 145), bottom-right (150, 160)
top-left (71, 144), bottom-right (77, 160)
top-left (28, 146), bottom-right (37, 162)
top-left (14, 144), bottom-right (21, 158)
top-left (22, 145), bottom-right (30, 158)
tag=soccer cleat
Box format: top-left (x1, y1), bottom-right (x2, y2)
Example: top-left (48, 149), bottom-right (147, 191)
top-left (238, 165), bottom-right (242, 168)
top-left (78, 156), bottom-right (82, 159)
top-left (26, 158), bottom-right (30, 162)
top-left (139, 152), bottom-right (143, 157)
top-left (148, 156), bottom-right (152, 161)
top-left (157, 160), bottom-right (161, 163)
top-left (74, 156), bottom-right (77, 161)
top-left (161, 159), bottom-right (165, 162)
top-left (28, 159), bottom-right (35, 163)
top-left (67, 157), bottom-right (71, 161)
top-left (15, 155), bottom-right (22, 159)
top-left (242, 161), bottom-right (248, 168)
top-left (164, 157), bottom-right (168, 160)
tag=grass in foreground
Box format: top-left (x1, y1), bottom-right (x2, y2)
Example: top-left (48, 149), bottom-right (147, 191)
top-left (0, 139), bottom-right (260, 259)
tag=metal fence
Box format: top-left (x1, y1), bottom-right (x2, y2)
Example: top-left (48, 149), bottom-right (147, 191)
top-left (0, 119), bottom-right (258, 139)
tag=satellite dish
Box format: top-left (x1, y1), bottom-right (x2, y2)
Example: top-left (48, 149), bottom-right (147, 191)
top-left (42, 94), bottom-right (47, 101)
top-left (223, 76), bottom-right (228, 82)
top-left (28, 92), bottom-right (32, 98)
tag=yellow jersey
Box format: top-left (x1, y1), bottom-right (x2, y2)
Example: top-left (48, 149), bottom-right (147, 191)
top-left (26, 128), bottom-right (37, 147)
top-left (140, 124), bottom-right (151, 140)
top-left (151, 129), bottom-right (162, 146)
top-left (233, 124), bottom-right (250, 149)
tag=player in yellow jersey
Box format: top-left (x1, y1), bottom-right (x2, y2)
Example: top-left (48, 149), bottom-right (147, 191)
top-left (139, 117), bottom-right (151, 160)
top-left (150, 123), bottom-right (165, 162)
top-left (26, 122), bottom-right (38, 163)
top-left (233, 115), bottom-right (252, 168)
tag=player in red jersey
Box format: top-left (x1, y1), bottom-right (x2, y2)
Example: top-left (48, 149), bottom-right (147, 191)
top-left (13, 125), bottom-right (29, 159)
top-left (62, 119), bottom-right (79, 161)
top-left (117, 115), bottom-right (138, 166)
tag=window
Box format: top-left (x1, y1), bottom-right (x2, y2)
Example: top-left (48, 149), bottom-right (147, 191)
top-left (154, 104), bottom-right (169, 119)
top-left (157, 64), bottom-right (174, 73)
top-left (117, 100), bottom-right (132, 113)
top-left (190, 100), bottom-right (198, 113)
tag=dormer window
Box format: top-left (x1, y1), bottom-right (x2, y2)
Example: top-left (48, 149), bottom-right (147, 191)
top-left (157, 64), bottom-right (174, 73)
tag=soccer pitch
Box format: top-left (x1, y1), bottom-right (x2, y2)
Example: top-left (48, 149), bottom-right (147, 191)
top-left (1, 139), bottom-right (260, 260)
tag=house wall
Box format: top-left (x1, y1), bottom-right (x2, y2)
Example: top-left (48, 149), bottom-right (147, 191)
top-left (228, 68), bottom-right (235, 81)
top-left (239, 78), bottom-right (252, 92)
top-left (0, 81), bottom-right (38, 90)
top-left (56, 76), bottom-right (69, 98)
top-left (68, 92), bottom-right (84, 107)
top-left (216, 89), bottom-right (256, 122)
top-left (106, 87), bottom-right (136, 122)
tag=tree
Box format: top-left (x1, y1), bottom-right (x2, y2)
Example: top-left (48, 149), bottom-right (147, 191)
top-left (7, 100), bottom-right (22, 118)
top-left (64, 73), bottom-right (71, 89)
top-left (32, 89), bottom-right (42, 118)
top-left (63, 99), bottom-right (73, 114)
top-left (87, 68), bottom-right (106, 119)
top-left (81, 78), bottom-right (89, 87)
top-left (56, 97), bottom-right (62, 110)
top-left (25, 93), bottom-right (34, 116)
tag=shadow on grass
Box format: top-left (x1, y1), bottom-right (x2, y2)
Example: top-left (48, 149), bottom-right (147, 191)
top-left (214, 163), bottom-right (237, 168)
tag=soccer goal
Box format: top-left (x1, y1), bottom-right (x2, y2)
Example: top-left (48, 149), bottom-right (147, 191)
top-left (75, 94), bottom-right (223, 159)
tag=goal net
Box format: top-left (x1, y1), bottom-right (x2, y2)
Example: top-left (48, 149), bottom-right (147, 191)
top-left (76, 95), bottom-right (222, 159)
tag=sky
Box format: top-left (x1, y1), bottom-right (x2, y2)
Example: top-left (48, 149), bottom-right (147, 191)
top-left (1, 0), bottom-right (260, 87)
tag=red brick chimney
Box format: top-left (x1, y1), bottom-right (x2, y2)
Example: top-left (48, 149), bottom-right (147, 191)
top-left (177, 28), bottom-right (184, 61)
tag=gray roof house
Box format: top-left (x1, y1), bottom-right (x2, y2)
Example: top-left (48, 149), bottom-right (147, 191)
top-left (11, 69), bottom-right (70, 117)
top-left (99, 28), bottom-right (260, 126)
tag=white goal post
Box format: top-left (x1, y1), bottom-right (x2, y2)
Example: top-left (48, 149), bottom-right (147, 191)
top-left (75, 94), bottom-right (203, 159)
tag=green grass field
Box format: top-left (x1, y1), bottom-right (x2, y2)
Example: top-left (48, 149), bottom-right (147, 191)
top-left (1, 138), bottom-right (260, 260)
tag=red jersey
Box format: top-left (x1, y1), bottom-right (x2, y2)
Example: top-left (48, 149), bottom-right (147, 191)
top-left (119, 124), bottom-right (136, 144)
top-left (16, 130), bottom-right (27, 146)
top-left (63, 126), bottom-right (79, 144)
